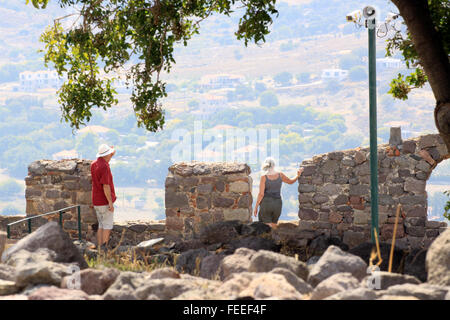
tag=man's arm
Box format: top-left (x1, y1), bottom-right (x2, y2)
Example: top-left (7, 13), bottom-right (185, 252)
top-left (103, 184), bottom-right (114, 212)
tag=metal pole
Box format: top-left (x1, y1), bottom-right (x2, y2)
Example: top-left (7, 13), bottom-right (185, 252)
top-left (77, 205), bottom-right (82, 241)
top-left (27, 219), bottom-right (32, 234)
top-left (59, 211), bottom-right (63, 226)
top-left (368, 19), bottom-right (379, 243)
top-left (7, 225), bottom-right (10, 239)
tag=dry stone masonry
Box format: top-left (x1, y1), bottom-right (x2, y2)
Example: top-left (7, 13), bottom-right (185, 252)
top-left (297, 131), bottom-right (449, 249)
top-left (165, 162), bottom-right (252, 237)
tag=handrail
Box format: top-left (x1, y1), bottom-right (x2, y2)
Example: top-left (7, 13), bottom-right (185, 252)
top-left (6, 205), bottom-right (82, 241)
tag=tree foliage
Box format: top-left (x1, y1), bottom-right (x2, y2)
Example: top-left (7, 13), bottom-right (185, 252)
top-left (27, 0), bottom-right (278, 132)
top-left (386, 0), bottom-right (449, 100)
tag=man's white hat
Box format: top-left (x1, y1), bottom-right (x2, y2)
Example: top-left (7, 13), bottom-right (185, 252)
top-left (96, 144), bottom-right (115, 158)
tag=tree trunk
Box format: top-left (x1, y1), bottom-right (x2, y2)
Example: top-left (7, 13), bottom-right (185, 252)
top-left (391, 0), bottom-right (450, 152)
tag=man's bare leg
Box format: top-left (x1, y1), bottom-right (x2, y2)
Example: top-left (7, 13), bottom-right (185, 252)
top-left (97, 228), bottom-right (104, 248)
top-left (102, 229), bottom-right (111, 246)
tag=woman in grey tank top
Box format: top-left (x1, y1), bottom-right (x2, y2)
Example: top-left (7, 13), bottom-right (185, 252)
top-left (253, 157), bottom-right (304, 226)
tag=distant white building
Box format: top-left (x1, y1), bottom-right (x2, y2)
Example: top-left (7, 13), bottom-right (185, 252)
top-left (376, 57), bottom-right (402, 70)
top-left (321, 69), bottom-right (348, 81)
top-left (199, 74), bottom-right (245, 90)
top-left (19, 70), bottom-right (65, 92)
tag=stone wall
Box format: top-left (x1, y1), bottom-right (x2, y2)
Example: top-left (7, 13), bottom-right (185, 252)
top-left (297, 131), bottom-right (449, 249)
top-left (165, 162), bottom-right (252, 238)
top-left (23, 159), bottom-right (95, 239)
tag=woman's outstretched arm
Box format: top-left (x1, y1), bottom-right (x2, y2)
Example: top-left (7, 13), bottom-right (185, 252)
top-left (253, 176), bottom-right (266, 217)
top-left (281, 168), bottom-right (304, 185)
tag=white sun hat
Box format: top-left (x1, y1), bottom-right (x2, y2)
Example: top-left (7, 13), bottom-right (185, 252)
top-left (96, 144), bottom-right (115, 158)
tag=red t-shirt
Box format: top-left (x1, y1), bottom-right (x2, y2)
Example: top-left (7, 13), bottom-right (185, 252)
top-left (90, 157), bottom-right (116, 206)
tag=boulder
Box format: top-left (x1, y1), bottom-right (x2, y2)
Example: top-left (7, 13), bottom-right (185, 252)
top-left (199, 254), bottom-right (225, 280)
top-left (377, 295), bottom-right (419, 300)
top-left (148, 267), bottom-right (181, 280)
top-left (6, 249), bottom-right (76, 288)
top-left (403, 248), bottom-right (427, 282)
top-left (219, 248), bottom-right (255, 280)
top-left (1, 222), bottom-right (88, 269)
top-left (61, 268), bottom-right (120, 295)
top-left (310, 272), bottom-right (360, 300)
top-left (361, 271), bottom-right (421, 290)
top-left (239, 222), bottom-right (272, 237)
top-left (199, 220), bottom-right (241, 244)
top-left (270, 268), bottom-right (313, 295)
top-left (28, 286), bottom-right (90, 300)
top-left (228, 236), bottom-right (280, 253)
top-left (0, 264), bottom-right (15, 281)
top-left (175, 248), bottom-right (211, 275)
top-left (308, 235), bottom-right (349, 257)
top-left (308, 245), bottom-right (367, 287)
top-left (426, 228), bottom-right (450, 286)
top-left (0, 279), bottom-right (20, 296)
top-left (102, 272), bottom-right (149, 300)
top-left (348, 242), bottom-right (405, 273)
top-left (238, 273), bottom-right (303, 300)
top-left (325, 287), bottom-right (378, 300)
top-left (134, 277), bottom-right (221, 300)
top-left (215, 272), bottom-right (260, 299)
top-left (380, 283), bottom-right (448, 300)
top-left (248, 250), bottom-right (309, 281)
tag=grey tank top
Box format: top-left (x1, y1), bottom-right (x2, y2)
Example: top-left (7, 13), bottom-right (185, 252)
top-left (264, 173), bottom-right (282, 199)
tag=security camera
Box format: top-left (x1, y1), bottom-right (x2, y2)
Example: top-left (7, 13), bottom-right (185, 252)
top-left (385, 12), bottom-right (399, 23)
top-left (363, 5), bottom-right (376, 19)
top-left (346, 10), bottom-right (362, 23)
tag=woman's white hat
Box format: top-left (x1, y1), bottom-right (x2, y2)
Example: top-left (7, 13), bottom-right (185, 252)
top-left (96, 144), bottom-right (115, 158)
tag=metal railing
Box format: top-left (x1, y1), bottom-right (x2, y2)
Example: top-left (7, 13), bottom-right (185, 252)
top-left (6, 205), bottom-right (82, 241)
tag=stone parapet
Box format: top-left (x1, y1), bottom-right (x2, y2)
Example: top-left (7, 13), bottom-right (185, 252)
top-left (165, 161), bottom-right (252, 238)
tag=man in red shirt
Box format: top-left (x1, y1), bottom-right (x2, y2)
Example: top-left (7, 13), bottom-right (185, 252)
top-left (91, 144), bottom-right (116, 250)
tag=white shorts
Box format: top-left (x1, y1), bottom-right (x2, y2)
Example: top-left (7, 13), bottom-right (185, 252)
top-left (94, 205), bottom-right (114, 230)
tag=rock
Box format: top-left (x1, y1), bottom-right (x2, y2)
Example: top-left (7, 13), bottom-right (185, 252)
top-left (348, 242), bottom-right (405, 273)
top-left (0, 294), bottom-right (28, 300)
top-left (173, 239), bottom-right (205, 253)
top-left (310, 272), bottom-right (360, 300)
top-left (199, 254), bottom-right (225, 280)
top-left (248, 250), bottom-right (309, 281)
top-left (28, 286), bottom-right (90, 300)
top-left (325, 287), bottom-right (378, 300)
top-left (175, 248), bottom-right (211, 275)
top-left (199, 221), bottom-right (241, 244)
top-left (270, 268), bottom-right (313, 295)
top-left (426, 228), bottom-right (450, 286)
top-left (0, 279), bottom-right (20, 296)
top-left (136, 238), bottom-right (164, 249)
top-left (377, 295), bottom-right (419, 300)
top-left (308, 235), bottom-right (349, 257)
top-left (219, 248), bottom-right (255, 280)
top-left (5, 249), bottom-right (75, 288)
top-left (1, 222), bottom-right (87, 269)
top-left (238, 273), bottom-right (303, 300)
top-left (134, 277), bottom-right (221, 300)
top-left (389, 127), bottom-right (402, 146)
top-left (361, 271), bottom-right (421, 290)
top-left (239, 222), bottom-right (272, 237)
top-left (228, 236), bottom-right (279, 253)
top-left (306, 256), bottom-right (320, 266)
top-left (380, 283), bottom-right (448, 300)
top-left (0, 264), bottom-right (15, 281)
top-left (308, 245), bottom-right (367, 287)
top-left (61, 268), bottom-right (120, 295)
top-left (148, 267), bottom-right (181, 280)
top-left (102, 272), bottom-right (149, 300)
top-left (214, 272), bottom-right (258, 298)
top-left (403, 248), bottom-right (427, 282)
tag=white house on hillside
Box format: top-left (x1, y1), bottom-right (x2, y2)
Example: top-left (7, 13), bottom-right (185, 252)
top-left (19, 70), bottom-right (65, 92)
top-left (376, 57), bottom-right (403, 70)
top-left (321, 69), bottom-right (348, 81)
top-left (199, 74), bottom-right (245, 90)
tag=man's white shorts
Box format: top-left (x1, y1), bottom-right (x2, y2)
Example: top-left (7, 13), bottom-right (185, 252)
top-left (94, 205), bottom-right (114, 230)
